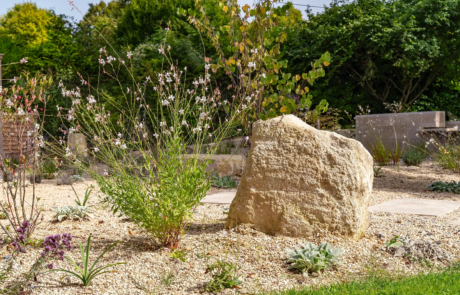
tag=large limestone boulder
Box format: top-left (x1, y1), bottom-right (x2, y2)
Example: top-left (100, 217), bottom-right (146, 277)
top-left (225, 115), bottom-right (373, 240)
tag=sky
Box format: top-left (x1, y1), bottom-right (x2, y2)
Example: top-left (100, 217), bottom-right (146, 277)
top-left (0, 0), bottom-right (330, 21)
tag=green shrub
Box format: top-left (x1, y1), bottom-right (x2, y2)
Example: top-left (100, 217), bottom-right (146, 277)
top-left (428, 181), bottom-right (460, 194)
top-left (403, 147), bottom-right (426, 166)
top-left (286, 242), bottom-right (342, 274)
top-left (370, 139), bottom-right (390, 166)
top-left (434, 142), bottom-right (460, 172)
top-left (211, 174), bottom-right (238, 188)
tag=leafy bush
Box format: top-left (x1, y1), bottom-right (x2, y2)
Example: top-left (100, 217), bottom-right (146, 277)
top-left (434, 142), bottom-right (460, 172)
top-left (428, 181), bottom-right (460, 194)
top-left (286, 242), bottom-right (343, 274)
top-left (403, 147), bottom-right (426, 166)
top-left (211, 174), bottom-right (238, 188)
top-left (54, 206), bottom-right (93, 221)
top-left (205, 260), bottom-right (242, 292)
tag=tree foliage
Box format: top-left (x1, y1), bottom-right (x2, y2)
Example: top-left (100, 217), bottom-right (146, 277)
top-left (285, 0), bottom-right (460, 113)
top-left (0, 3), bottom-right (55, 46)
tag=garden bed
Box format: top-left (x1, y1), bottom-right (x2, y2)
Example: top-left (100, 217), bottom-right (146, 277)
top-left (1, 161), bottom-right (460, 294)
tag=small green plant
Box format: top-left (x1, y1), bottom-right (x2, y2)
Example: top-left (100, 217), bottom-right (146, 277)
top-left (54, 206), bottom-right (93, 222)
top-left (40, 158), bottom-right (58, 179)
top-left (161, 270), bottom-right (175, 286)
top-left (370, 139), bottom-right (390, 166)
top-left (403, 147), bottom-right (426, 166)
top-left (373, 167), bottom-right (384, 177)
top-left (0, 211), bottom-right (6, 219)
top-left (169, 249), bottom-right (188, 262)
top-left (428, 181), bottom-right (460, 194)
top-left (215, 142), bottom-right (233, 154)
top-left (45, 235), bottom-right (125, 286)
top-left (386, 236), bottom-right (404, 248)
top-left (205, 260), bottom-right (242, 292)
top-left (286, 242), bottom-right (343, 275)
top-left (75, 186), bottom-right (93, 206)
top-left (211, 174), bottom-right (238, 189)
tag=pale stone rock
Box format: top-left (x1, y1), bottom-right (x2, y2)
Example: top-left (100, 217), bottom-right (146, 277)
top-left (225, 115), bottom-right (373, 240)
top-left (183, 154), bottom-right (246, 177)
top-left (68, 133), bottom-right (88, 158)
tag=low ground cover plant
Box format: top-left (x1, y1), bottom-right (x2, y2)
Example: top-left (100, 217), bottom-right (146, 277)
top-left (286, 242), bottom-right (342, 275)
top-left (211, 174), bottom-right (239, 188)
top-left (428, 181), bottom-right (460, 194)
top-left (54, 206), bottom-right (93, 221)
top-left (205, 260), bottom-right (242, 292)
top-left (403, 145), bottom-right (427, 166)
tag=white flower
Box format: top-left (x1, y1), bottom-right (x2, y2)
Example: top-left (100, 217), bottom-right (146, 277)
top-left (115, 139), bottom-right (121, 146)
top-left (248, 61), bottom-right (256, 68)
top-left (242, 104), bottom-right (247, 110)
top-left (20, 58), bottom-right (28, 64)
top-left (127, 51), bottom-right (133, 58)
top-left (179, 109), bottom-right (184, 114)
top-left (153, 133), bottom-right (159, 138)
top-left (160, 121), bottom-right (166, 127)
top-left (87, 95), bottom-right (96, 104)
top-left (118, 133), bottom-right (122, 138)
top-left (204, 124), bottom-right (210, 129)
top-left (17, 108), bottom-right (25, 115)
top-left (93, 147), bottom-right (99, 152)
top-left (182, 120), bottom-right (187, 125)
top-left (162, 100), bottom-right (170, 106)
top-left (103, 170), bottom-right (109, 176)
top-left (168, 95), bottom-right (175, 101)
top-left (192, 126), bottom-right (202, 133)
top-left (121, 144), bottom-right (127, 149)
top-left (244, 96), bottom-right (251, 102)
top-left (69, 127), bottom-right (76, 133)
top-left (261, 73), bottom-right (266, 78)
top-left (169, 126), bottom-right (174, 132)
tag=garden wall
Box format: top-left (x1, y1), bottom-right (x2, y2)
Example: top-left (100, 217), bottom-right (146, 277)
top-left (355, 111), bottom-right (445, 152)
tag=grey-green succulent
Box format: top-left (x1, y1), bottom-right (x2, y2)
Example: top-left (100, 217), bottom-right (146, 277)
top-left (54, 205), bottom-right (93, 222)
top-left (286, 242), bottom-right (343, 274)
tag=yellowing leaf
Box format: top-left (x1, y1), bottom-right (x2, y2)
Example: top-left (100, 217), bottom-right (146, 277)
top-left (240, 44), bottom-right (245, 52)
top-left (296, 75), bottom-right (300, 81)
top-left (240, 25), bottom-right (245, 32)
top-left (262, 101), bottom-right (267, 107)
top-left (324, 61), bottom-right (330, 66)
top-left (304, 87), bottom-right (309, 92)
top-left (280, 106), bottom-right (287, 113)
top-left (223, 6), bottom-right (228, 12)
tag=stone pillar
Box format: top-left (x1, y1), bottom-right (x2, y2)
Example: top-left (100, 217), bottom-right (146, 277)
top-left (68, 133), bottom-right (88, 158)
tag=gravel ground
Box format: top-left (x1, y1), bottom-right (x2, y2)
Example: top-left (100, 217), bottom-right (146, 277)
top-left (1, 160), bottom-right (460, 294)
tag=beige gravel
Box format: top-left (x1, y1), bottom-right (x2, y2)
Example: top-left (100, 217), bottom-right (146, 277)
top-left (1, 160), bottom-right (460, 294)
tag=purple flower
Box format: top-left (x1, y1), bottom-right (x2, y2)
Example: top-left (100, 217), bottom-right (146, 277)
top-left (46, 263), bottom-right (54, 269)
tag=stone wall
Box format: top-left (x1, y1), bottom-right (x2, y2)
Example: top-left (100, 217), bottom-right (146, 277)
top-left (355, 111), bottom-right (445, 152)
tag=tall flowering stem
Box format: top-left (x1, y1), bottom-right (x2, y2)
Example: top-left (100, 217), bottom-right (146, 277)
top-left (49, 28), bottom-right (252, 248)
top-left (0, 72), bottom-right (52, 243)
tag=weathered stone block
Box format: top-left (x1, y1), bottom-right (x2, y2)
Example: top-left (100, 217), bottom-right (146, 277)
top-left (225, 115), bottom-right (373, 240)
